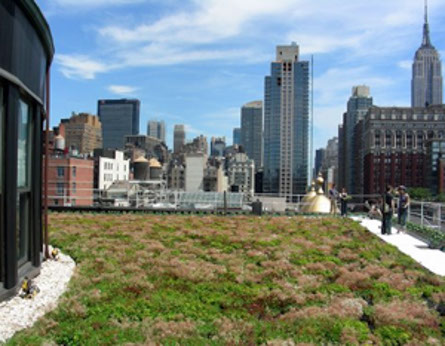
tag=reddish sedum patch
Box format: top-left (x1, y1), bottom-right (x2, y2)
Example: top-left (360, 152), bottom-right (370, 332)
top-left (335, 268), bottom-right (371, 290)
top-left (374, 300), bottom-right (439, 329)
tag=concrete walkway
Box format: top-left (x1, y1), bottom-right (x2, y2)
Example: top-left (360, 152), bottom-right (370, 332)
top-left (351, 217), bottom-right (445, 277)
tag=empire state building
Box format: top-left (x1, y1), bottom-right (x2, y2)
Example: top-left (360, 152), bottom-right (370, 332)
top-left (411, 1), bottom-right (443, 108)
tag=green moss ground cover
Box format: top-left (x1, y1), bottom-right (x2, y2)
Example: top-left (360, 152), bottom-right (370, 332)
top-left (8, 213), bottom-right (445, 345)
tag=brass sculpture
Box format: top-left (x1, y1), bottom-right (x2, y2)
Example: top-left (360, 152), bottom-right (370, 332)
top-left (301, 173), bottom-right (332, 214)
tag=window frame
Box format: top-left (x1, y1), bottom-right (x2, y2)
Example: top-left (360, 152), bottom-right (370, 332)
top-left (16, 96), bottom-right (34, 267)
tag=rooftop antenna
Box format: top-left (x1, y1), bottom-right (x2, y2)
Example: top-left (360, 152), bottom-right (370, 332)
top-left (423, 0), bottom-right (431, 46)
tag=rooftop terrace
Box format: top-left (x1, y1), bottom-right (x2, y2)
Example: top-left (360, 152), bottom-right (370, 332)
top-left (8, 214), bottom-right (445, 344)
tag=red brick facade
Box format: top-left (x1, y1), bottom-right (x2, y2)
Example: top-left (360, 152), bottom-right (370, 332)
top-left (358, 105), bottom-right (445, 195)
top-left (47, 157), bottom-right (94, 206)
top-left (364, 153), bottom-right (426, 194)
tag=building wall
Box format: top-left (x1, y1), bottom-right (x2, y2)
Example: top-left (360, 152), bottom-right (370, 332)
top-left (211, 137), bottom-right (226, 157)
top-left (182, 135), bottom-right (208, 156)
top-left (174, 124), bottom-right (186, 154)
top-left (228, 153), bottom-right (255, 196)
top-left (98, 99), bottom-right (140, 149)
top-left (147, 120), bottom-right (166, 143)
top-left (169, 164), bottom-right (185, 190)
top-left (241, 101), bottom-right (263, 171)
top-left (314, 149), bottom-right (325, 176)
top-left (359, 105), bottom-right (445, 194)
top-left (263, 44), bottom-right (310, 197)
top-left (48, 157), bottom-right (94, 206)
top-left (98, 151), bottom-right (129, 190)
top-left (64, 113), bottom-right (102, 154)
top-left (425, 140), bottom-right (445, 194)
top-left (340, 86), bottom-right (373, 193)
top-left (185, 154), bottom-right (206, 192)
top-left (233, 128), bottom-right (241, 145)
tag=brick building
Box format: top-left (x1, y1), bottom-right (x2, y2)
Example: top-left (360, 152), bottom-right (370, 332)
top-left (48, 156), bottom-right (94, 206)
top-left (64, 113), bottom-right (102, 154)
top-left (357, 105), bottom-right (445, 194)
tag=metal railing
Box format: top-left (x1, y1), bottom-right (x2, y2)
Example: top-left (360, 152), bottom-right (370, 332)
top-left (408, 201), bottom-right (445, 233)
top-left (43, 182), bottom-right (445, 232)
top-left (45, 184), bottom-right (381, 214)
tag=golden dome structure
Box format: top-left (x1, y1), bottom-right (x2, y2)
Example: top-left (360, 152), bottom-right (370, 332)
top-left (302, 173), bottom-right (332, 214)
top-left (300, 181), bottom-right (316, 212)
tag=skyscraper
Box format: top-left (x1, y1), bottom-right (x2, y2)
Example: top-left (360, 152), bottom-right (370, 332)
top-left (338, 86), bottom-right (373, 193)
top-left (173, 124), bottom-right (186, 153)
top-left (263, 43), bottom-right (310, 198)
top-left (98, 99), bottom-right (140, 149)
top-left (233, 128), bottom-right (241, 145)
top-left (412, 1), bottom-right (442, 108)
top-left (241, 101), bottom-right (263, 171)
top-left (147, 120), bottom-right (166, 143)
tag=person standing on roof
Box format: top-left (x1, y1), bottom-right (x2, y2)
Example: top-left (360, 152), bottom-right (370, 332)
top-left (383, 185), bottom-right (395, 235)
top-left (397, 186), bottom-right (410, 233)
top-left (329, 184), bottom-right (338, 215)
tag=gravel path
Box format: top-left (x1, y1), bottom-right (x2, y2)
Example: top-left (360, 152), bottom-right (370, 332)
top-left (0, 248), bottom-right (75, 343)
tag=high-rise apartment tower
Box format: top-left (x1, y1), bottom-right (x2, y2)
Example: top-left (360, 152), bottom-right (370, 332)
top-left (263, 43), bottom-right (310, 198)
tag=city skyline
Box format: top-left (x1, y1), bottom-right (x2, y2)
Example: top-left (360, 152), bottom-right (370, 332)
top-left (36, 0), bottom-right (445, 151)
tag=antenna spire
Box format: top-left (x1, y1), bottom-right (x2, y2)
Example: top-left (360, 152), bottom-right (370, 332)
top-left (422, 0), bottom-right (431, 46)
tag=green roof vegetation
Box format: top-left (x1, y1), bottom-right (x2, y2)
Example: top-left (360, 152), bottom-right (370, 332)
top-left (8, 214), bottom-right (445, 344)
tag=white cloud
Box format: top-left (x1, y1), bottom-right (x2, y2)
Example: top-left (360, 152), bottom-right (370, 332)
top-left (99, 0), bottom-right (298, 45)
top-left (51, 0), bottom-right (144, 8)
top-left (398, 60), bottom-right (412, 70)
top-left (287, 34), bottom-right (362, 55)
top-left (117, 45), bottom-right (267, 67)
top-left (54, 0), bottom-right (445, 80)
top-left (315, 67), bottom-right (394, 106)
top-left (55, 54), bottom-right (111, 79)
top-left (108, 85), bottom-right (139, 95)
top-left (184, 124), bottom-right (204, 136)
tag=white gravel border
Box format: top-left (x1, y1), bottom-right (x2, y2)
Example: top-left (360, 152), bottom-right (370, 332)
top-left (0, 247), bottom-right (75, 343)
top-left (352, 216), bottom-right (445, 276)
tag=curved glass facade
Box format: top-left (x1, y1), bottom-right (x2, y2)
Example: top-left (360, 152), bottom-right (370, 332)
top-left (0, 0), bottom-right (53, 300)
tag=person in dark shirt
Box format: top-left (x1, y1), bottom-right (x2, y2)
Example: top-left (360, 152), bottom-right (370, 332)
top-left (339, 188), bottom-right (349, 217)
top-left (383, 185), bottom-right (395, 235)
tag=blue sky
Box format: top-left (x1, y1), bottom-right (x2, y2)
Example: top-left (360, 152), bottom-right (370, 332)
top-left (36, 0), bottom-right (445, 151)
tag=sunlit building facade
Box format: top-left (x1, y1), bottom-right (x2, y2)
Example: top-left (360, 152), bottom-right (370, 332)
top-left (263, 43), bottom-right (310, 198)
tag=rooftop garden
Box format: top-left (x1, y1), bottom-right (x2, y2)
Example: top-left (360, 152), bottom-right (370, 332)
top-left (8, 213), bottom-right (445, 345)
